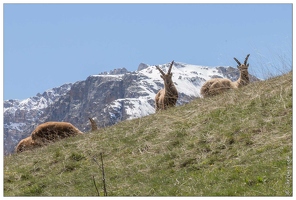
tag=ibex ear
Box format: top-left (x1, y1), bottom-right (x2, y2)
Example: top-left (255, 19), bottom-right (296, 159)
top-left (160, 75), bottom-right (164, 79)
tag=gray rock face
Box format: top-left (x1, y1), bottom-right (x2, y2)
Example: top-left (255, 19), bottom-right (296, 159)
top-left (4, 62), bottom-right (260, 155)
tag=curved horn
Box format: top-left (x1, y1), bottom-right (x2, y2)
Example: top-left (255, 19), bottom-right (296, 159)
top-left (244, 54), bottom-right (250, 65)
top-left (233, 57), bottom-right (241, 66)
top-left (155, 65), bottom-right (165, 76)
top-left (167, 60), bottom-right (174, 74)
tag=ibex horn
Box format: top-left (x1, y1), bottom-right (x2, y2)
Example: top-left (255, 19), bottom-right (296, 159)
top-left (167, 60), bottom-right (174, 74)
top-left (244, 54), bottom-right (250, 65)
top-left (155, 65), bottom-right (165, 76)
top-left (233, 57), bottom-right (241, 66)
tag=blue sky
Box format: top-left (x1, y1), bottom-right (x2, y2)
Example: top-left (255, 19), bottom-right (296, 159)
top-left (3, 3), bottom-right (292, 100)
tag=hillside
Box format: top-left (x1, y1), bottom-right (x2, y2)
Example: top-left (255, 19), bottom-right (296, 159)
top-left (4, 72), bottom-right (292, 196)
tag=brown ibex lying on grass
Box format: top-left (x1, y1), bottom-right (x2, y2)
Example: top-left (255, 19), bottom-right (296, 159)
top-left (15, 118), bottom-right (98, 153)
top-left (200, 54), bottom-right (250, 98)
top-left (155, 60), bottom-right (178, 111)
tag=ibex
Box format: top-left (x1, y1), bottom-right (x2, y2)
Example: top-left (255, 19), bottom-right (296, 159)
top-left (15, 118), bottom-right (98, 153)
top-left (155, 60), bottom-right (178, 111)
top-left (89, 117), bottom-right (98, 131)
top-left (200, 54), bottom-right (250, 98)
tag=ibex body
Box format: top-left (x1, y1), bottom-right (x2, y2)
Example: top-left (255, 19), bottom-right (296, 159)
top-left (155, 60), bottom-right (178, 111)
top-left (200, 54), bottom-right (250, 98)
top-left (15, 119), bottom-right (100, 153)
top-left (89, 117), bottom-right (98, 131)
top-left (15, 118), bottom-right (99, 153)
top-left (30, 122), bottom-right (83, 144)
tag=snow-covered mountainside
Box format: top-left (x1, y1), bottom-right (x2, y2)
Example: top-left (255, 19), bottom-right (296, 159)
top-left (3, 61), bottom-right (259, 155)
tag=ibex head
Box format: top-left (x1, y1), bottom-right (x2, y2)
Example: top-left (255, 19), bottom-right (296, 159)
top-left (156, 60), bottom-right (174, 85)
top-left (233, 54), bottom-right (250, 71)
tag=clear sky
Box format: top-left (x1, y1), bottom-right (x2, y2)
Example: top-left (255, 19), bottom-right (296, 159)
top-left (3, 3), bottom-right (292, 100)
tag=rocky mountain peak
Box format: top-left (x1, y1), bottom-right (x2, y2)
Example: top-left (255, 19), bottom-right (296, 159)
top-left (137, 63), bottom-right (150, 71)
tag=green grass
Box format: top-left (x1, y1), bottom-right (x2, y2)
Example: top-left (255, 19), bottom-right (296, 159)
top-left (4, 72), bottom-right (292, 196)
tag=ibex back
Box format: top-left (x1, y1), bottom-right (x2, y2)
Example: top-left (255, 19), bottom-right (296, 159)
top-left (200, 54), bottom-right (250, 98)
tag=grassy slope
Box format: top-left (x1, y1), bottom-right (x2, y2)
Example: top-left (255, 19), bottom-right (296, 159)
top-left (4, 72), bottom-right (292, 196)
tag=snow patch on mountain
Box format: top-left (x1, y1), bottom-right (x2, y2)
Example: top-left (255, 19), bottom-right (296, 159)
top-left (124, 98), bottom-right (155, 119)
top-left (4, 122), bottom-right (26, 131)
